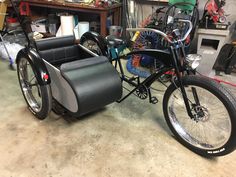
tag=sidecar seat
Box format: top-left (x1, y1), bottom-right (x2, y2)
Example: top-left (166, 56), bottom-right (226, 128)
top-left (35, 35), bottom-right (80, 66)
top-left (35, 35), bottom-right (122, 117)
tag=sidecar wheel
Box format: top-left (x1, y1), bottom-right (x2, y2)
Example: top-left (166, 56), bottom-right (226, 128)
top-left (52, 99), bottom-right (66, 115)
top-left (17, 57), bottom-right (52, 120)
top-left (80, 32), bottom-right (107, 56)
top-left (81, 38), bottom-right (103, 55)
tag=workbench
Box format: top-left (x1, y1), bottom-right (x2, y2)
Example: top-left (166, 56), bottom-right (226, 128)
top-left (22, 0), bottom-right (122, 36)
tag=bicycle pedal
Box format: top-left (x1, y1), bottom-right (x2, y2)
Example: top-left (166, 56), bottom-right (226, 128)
top-left (150, 97), bottom-right (158, 104)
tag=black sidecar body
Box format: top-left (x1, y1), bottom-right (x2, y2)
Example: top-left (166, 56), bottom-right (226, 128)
top-left (16, 35), bottom-right (122, 119)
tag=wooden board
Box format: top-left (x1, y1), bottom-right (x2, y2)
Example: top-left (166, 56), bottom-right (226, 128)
top-left (0, 2), bottom-right (7, 30)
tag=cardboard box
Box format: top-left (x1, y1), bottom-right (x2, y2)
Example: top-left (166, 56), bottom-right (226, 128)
top-left (0, 2), bottom-right (7, 30)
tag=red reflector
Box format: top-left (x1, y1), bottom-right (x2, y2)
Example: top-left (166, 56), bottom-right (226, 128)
top-left (43, 74), bottom-right (49, 80)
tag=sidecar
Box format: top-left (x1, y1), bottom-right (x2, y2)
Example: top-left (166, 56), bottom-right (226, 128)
top-left (16, 35), bottom-right (122, 119)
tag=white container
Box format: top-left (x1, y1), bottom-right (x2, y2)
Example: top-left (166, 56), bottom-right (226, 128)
top-left (78, 21), bottom-right (89, 39)
top-left (60, 15), bottom-right (74, 36)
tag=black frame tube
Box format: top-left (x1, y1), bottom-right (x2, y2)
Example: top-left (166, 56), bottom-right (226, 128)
top-left (116, 66), bottom-right (172, 103)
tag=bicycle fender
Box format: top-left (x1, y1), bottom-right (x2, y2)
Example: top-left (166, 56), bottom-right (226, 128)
top-left (16, 48), bottom-right (51, 85)
top-left (80, 31), bottom-right (108, 56)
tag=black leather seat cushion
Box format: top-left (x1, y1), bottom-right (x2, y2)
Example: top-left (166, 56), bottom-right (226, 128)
top-left (35, 35), bottom-right (79, 65)
top-left (60, 56), bottom-right (122, 116)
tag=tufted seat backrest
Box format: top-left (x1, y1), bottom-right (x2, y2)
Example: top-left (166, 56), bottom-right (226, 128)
top-left (35, 35), bottom-right (79, 66)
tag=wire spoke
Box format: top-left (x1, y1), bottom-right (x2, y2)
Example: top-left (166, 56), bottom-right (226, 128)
top-left (168, 84), bottom-right (231, 150)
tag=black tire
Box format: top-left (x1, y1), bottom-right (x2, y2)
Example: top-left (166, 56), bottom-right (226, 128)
top-left (52, 99), bottom-right (66, 115)
top-left (17, 56), bottom-right (52, 120)
top-left (163, 75), bottom-right (236, 156)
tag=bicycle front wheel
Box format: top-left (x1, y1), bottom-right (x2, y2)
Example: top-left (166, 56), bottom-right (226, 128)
top-left (163, 75), bottom-right (236, 156)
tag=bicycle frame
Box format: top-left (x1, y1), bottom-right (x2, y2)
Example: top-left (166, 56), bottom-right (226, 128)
top-left (80, 19), bottom-right (197, 118)
top-left (108, 39), bottom-right (196, 118)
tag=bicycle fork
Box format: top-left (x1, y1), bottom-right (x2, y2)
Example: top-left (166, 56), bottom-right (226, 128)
top-left (170, 46), bottom-right (199, 119)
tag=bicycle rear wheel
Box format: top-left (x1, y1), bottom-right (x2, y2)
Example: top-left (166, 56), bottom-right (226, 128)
top-left (163, 75), bottom-right (236, 156)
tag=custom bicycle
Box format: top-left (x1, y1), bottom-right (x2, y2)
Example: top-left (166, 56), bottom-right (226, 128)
top-left (80, 19), bottom-right (236, 156)
top-left (12, 0), bottom-right (236, 156)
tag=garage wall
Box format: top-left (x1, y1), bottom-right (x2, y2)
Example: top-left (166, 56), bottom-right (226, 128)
top-left (134, 0), bottom-right (236, 41)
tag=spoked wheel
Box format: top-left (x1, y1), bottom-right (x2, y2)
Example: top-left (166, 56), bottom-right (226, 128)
top-left (17, 57), bottom-right (52, 120)
top-left (80, 32), bottom-right (108, 56)
top-left (81, 39), bottom-right (103, 55)
top-left (163, 75), bottom-right (236, 156)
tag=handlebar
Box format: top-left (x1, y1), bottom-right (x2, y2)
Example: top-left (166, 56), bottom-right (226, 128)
top-left (126, 19), bottom-right (193, 44)
top-left (180, 20), bottom-right (193, 43)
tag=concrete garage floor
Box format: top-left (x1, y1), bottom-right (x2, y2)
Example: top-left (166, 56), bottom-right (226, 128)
top-left (0, 61), bottom-right (236, 177)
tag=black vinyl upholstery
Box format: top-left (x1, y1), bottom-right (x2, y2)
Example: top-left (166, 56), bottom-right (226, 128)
top-left (35, 35), bottom-right (122, 117)
top-left (35, 35), bottom-right (79, 65)
top-left (60, 56), bottom-right (122, 117)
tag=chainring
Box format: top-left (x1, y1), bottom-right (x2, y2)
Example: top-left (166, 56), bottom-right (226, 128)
top-left (136, 85), bottom-right (149, 99)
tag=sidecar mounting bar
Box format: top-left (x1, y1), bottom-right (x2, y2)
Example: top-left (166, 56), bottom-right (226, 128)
top-left (117, 66), bottom-right (172, 103)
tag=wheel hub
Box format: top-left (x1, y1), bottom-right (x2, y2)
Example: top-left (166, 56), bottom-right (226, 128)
top-left (192, 104), bottom-right (210, 122)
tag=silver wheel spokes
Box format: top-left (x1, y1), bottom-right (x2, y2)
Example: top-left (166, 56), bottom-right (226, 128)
top-left (168, 86), bottom-right (231, 150)
top-left (83, 40), bottom-right (102, 55)
top-left (18, 58), bottom-right (42, 112)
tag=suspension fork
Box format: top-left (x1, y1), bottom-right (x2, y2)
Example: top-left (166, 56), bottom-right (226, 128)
top-left (170, 46), bottom-right (194, 118)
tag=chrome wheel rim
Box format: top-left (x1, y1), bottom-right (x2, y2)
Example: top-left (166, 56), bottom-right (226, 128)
top-left (168, 85), bottom-right (232, 150)
top-left (18, 58), bottom-right (42, 112)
